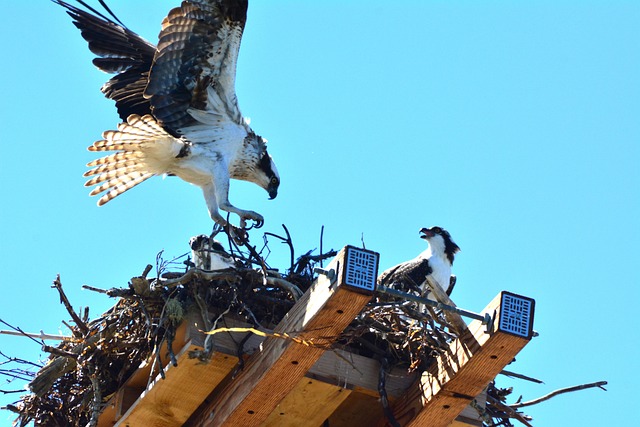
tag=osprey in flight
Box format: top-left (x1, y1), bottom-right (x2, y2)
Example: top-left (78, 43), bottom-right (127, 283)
top-left (54, 0), bottom-right (279, 228)
top-left (378, 226), bottom-right (460, 300)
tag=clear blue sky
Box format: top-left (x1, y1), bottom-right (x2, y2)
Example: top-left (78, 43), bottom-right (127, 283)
top-left (1, 1), bottom-right (638, 425)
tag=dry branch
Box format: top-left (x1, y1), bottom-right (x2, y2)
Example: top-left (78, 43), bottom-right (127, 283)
top-left (510, 381), bottom-right (608, 409)
top-left (52, 275), bottom-right (89, 336)
top-left (0, 330), bottom-right (71, 341)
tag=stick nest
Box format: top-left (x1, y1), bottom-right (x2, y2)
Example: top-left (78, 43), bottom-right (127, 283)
top-left (7, 227), bottom-right (524, 427)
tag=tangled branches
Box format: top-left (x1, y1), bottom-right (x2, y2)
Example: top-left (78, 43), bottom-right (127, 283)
top-left (9, 226), bottom-right (331, 426)
top-left (3, 225), bottom-right (603, 426)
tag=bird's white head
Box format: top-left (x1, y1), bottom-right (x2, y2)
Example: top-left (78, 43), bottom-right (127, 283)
top-left (419, 226), bottom-right (460, 265)
top-left (232, 132), bottom-right (280, 200)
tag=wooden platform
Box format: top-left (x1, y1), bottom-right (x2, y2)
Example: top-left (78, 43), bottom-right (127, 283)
top-left (97, 247), bottom-right (534, 427)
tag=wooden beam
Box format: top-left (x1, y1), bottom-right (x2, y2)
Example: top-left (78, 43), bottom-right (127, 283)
top-left (326, 389), bottom-right (485, 427)
top-left (379, 291), bottom-right (535, 427)
top-left (263, 378), bottom-right (351, 427)
top-left (190, 246), bottom-right (377, 427)
top-left (424, 276), bottom-right (468, 335)
top-left (115, 341), bottom-right (237, 427)
top-left (308, 347), bottom-right (415, 398)
top-left (328, 392), bottom-right (384, 427)
top-left (98, 313), bottom-right (190, 426)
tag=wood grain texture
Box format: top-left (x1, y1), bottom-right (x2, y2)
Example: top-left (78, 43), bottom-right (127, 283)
top-left (263, 378), bottom-right (351, 427)
top-left (115, 341), bottom-right (237, 427)
top-left (193, 247), bottom-right (375, 427)
top-left (378, 292), bottom-right (534, 427)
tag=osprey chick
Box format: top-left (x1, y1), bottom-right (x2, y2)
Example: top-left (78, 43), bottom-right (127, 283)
top-left (378, 226), bottom-right (460, 300)
top-left (189, 235), bottom-right (237, 271)
top-left (54, 0), bottom-right (279, 228)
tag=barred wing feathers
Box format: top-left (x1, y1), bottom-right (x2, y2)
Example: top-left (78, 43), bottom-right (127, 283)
top-left (54, 1), bottom-right (277, 226)
top-left (84, 114), bottom-right (186, 206)
top-left (145, 0), bottom-right (248, 133)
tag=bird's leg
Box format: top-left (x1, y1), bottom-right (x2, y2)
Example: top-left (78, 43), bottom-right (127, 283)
top-left (201, 182), bottom-right (228, 227)
top-left (211, 171), bottom-right (264, 229)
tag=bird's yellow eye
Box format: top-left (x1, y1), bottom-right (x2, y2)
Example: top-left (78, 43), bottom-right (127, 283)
top-left (270, 177), bottom-right (279, 185)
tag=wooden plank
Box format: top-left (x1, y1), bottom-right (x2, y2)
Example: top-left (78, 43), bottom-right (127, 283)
top-left (449, 417), bottom-right (482, 427)
top-left (328, 392), bottom-right (384, 427)
top-left (115, 341), bottom-right (237, 427)
top-left (98, 314), bottom-right (190, 426)
top-left (379, 291), bottom-right (535, 427)
top-left (424, 276), bottom-right (468, 334)
top-left (308, 348), bottom-right (415, 398)
top-left (99, 311), bottom-right (257, 427)
top-left (191, 246), bottom-right (377, 427)
top-left (263, 378), bottom-right (351, 427)
top-left (327, 390), bottom-right (485, 427)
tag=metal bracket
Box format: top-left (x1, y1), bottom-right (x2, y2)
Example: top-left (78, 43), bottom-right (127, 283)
top-left (377, 285), bottom-right (494, 328)
top-left (314, 267), bottom-right (336, 284)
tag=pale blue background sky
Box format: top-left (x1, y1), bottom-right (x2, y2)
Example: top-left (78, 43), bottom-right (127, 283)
top-left (1, 1), bottom-right (638, 426)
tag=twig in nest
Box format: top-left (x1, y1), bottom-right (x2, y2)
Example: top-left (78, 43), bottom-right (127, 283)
top-left (487, 395), bottom-right (533, 427)
top-left (0, 330), bottom-right (72, 342)
top-left (0, 350), bottom-right (42, 369)
top-left (82, 284), bottom-right (135, 298)
top-left (0, 388), bottom-right (24, 395)
top-left (52, 274), bottom-right (89, 336)
top-left (149, 335), bottom-right (167, 383)
top-left (509, 381), bottom-right (608, 409)
top-left (0, 318), bottom-right (45, 347)
top-left (265, 276), bottom-right (303, 301)
top-left (293, 248), bottom-right (337, 276)
top-left (500, 370), bottom-right (544, 384)
top-left (141, 264), bottom-right (153, 278)
top-left (320, 225), bottom-right (324, 268)
top-left (242, 240), bottom-right (270, 285)
top-left (209, 295), bottom-right (237, 343)
top-left (2, 404), bottom-right (20, 413)
top-left (378, 357), bottom-right (400, 427)
top-left (265, 224), bottom-right (295, 270)
top-left (239, 303), bottom-right (263, 330)
top-left (157, 268), bottom-right (239, 289)
top-left (42, 345), bottom-right (79, 360)
top-left (87, 363), bottom-right (101, 427)
top-left (232, 332), bottom-right (254, 378)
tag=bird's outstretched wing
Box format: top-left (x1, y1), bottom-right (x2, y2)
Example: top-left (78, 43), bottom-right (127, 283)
top-left (53, 0), bottom-right (156, 120)
top-left (54, 1), bottom-right (278, 227)
top-left (84, 114), bottom-right (185, 206)
top-left (144, 0), bottom-right (249, 134)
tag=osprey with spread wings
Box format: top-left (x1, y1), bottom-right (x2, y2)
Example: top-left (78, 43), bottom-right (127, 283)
top-left (54, 0), bottom-right (279, 228)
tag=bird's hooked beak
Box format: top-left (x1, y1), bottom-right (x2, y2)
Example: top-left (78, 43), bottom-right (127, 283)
top-left (419, 227), bottom-right (434, 239)
top-left (268, 185), bottom-right (278, 200)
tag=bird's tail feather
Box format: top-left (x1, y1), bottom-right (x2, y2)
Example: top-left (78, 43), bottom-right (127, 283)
top-left (85, 114), bottom-right (169, 206)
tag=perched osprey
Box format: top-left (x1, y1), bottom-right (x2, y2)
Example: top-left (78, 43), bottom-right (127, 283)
top-left (54, 0), bottom-right (279, 228)
top-left (378, 226), bottom-right (460, 300)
